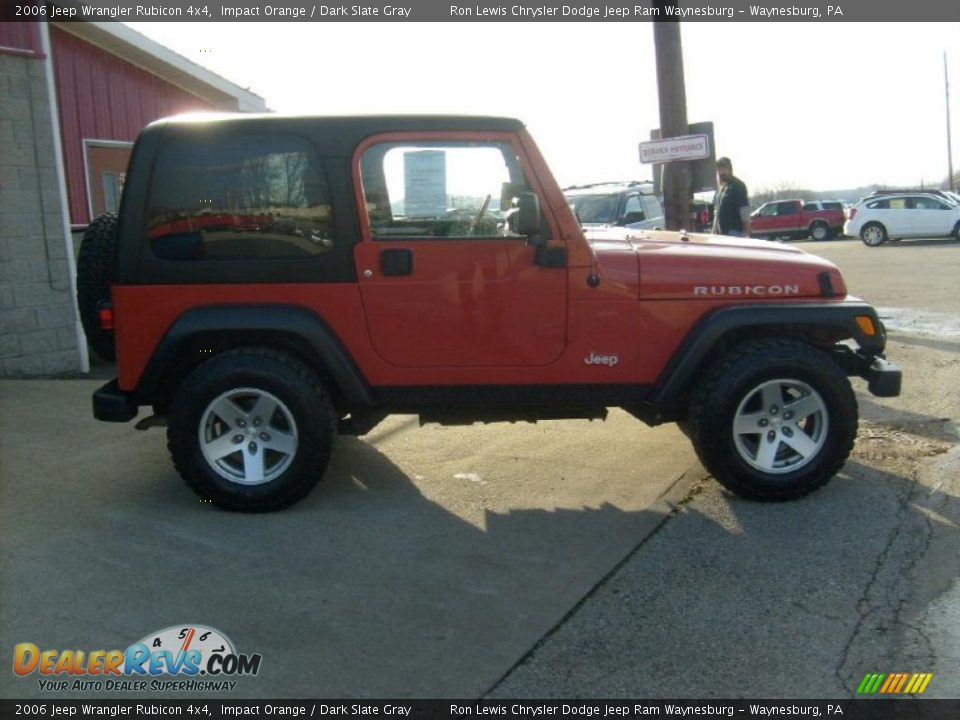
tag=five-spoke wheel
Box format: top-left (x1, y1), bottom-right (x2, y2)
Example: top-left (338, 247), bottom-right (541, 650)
top-left (687, 339), bottom-right (857, 501)
top-left (199, 388), bottom-right (299, 485)
top-left (168, 349), bottom-right (336, 512)
top-left (732, 379), bottom-right (828, 474)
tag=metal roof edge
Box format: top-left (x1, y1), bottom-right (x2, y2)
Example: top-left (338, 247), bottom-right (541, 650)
top-left (52, 21), bottom-right (266, 112)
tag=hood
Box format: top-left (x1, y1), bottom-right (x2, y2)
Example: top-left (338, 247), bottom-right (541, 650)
top-left (586, 228), bottom-right (847, 301)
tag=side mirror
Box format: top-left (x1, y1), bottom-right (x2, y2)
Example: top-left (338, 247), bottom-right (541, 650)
top-left (517, 192), bottom-right (543, 246)
top-left (619, 211), bottom-right (646, 225)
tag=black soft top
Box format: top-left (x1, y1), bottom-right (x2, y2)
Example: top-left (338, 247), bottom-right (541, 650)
top-left (141, 113), bottom-right (526, 155)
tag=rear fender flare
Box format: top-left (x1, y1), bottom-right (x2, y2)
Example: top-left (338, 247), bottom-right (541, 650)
top-left (134, 305), bottom-right (372, 409)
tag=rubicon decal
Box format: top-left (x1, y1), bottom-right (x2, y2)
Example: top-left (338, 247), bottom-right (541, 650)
top-left (694, 285), bottom-right (801, 296)
top-left (12, 625), bottom-right (262, 693)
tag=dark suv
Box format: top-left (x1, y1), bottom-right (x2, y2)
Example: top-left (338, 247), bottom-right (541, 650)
top-left (563, 181), bottom-right (664, 230)
top-left (81, 114), bottom-right (900, 512)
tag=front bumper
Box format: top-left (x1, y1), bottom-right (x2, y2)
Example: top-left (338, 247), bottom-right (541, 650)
top-left (832, 346), bottom-right (902, 398)
top-left (93, 379), bottom-right (138, 422)
top-left (863, 355), bottom-right (902, 397)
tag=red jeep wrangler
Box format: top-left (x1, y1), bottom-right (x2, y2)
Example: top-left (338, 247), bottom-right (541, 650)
top-left (81, 114), bottom-right (901, 512)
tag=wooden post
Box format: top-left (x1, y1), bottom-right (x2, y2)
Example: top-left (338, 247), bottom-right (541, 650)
top-left (653, 1), bottom-right (691, 230)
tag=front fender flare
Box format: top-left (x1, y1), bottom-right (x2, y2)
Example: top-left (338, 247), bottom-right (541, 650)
top-left (648, 301), bottom-right (887, 410)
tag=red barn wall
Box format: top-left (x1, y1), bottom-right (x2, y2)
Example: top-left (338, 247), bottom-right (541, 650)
top-left (50, 25), bottom-right (215, 226)
top-left (0, 21), bottom-right (43, 57)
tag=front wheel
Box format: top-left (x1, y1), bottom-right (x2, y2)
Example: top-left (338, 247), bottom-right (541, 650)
top-left (167, 348), bottom-right (336, 512)
top-left (687, 339), bottom-right (857, 501)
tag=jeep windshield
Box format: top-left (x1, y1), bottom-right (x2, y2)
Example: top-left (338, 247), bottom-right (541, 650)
top-left (566, 194), bottom-right (618, 225)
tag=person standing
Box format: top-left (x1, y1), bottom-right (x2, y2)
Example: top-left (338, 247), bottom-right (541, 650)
top-left (712, 157), bottom-right (751, 237)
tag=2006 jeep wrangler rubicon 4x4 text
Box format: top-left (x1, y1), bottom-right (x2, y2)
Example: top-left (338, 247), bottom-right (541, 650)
top-left (82, 114), bottom-right (901, 512)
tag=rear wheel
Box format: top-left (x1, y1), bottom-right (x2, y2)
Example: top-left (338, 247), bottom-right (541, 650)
top-left (860, 222), bottom-right (888, 247)
top-left (809, 221), bottom-right (832, 241)
top-left (167, 348), bottom-right (336, 512)
top-left (76, 213), bottom-right (118, 361)
top-left (953, 221), bottom-right (960, 241)
top-left (688, 339), bottom-right (857, 501)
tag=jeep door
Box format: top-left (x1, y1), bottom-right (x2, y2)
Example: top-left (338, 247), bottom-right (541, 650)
top-left (352, 134), bottom-right (567, 368)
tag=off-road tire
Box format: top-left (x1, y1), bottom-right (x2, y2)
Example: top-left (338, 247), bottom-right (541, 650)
top-left (76, 213), bottom-right (118, 361)
top-left (860, 222), bottom-right (888, 247)
top-left (687, 338), bottom-right (857, 501)
top-left (167, 348), bottom-right (336, 512)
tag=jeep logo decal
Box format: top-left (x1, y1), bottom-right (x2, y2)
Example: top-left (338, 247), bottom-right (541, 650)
top-left (693, 285), bottom-right (800, 296)
top-left (585, 352), bottom-right (619, 367)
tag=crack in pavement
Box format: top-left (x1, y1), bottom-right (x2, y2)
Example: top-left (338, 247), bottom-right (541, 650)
top-left (481, 466), bottom-right (707, 698)
top-left (833, 458), bottom-right (940, 696)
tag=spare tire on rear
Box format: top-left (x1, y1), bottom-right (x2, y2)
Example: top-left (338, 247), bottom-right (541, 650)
top-left (76, 213), bottom-right (118, 362)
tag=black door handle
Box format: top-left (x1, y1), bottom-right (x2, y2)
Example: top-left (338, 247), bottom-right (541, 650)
top-left (380, 248), bottom-right (413, 276)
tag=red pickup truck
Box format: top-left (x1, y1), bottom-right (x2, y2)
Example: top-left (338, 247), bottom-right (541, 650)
top-left (750, 200), bottom-right (845, 241)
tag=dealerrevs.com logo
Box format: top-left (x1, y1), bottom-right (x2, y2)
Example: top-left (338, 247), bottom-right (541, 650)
top-left (12, 625), bottom-right (262, 692)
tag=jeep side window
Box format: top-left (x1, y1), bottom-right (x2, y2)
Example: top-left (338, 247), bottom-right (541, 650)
top-left (146, 133), bottom-right (336, 261)
top-left (360, 141), bottom-right (528, 239)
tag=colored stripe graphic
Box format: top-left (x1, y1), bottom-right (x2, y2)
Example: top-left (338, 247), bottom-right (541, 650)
top-left (857, 673), bottom-right (884, 694)
top-left (904, 674), bottom-right (920, 694)
top-left (893, 673), bottom-right (909, 693)
top-left (858, 672), bottom-right (933, 694)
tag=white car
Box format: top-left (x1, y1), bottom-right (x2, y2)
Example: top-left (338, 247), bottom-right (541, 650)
top-left (845, 193), bottom-right (960, 246)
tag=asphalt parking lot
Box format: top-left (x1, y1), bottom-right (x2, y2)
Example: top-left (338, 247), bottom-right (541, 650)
top-left (0, 384), bottom-right (698, 698)
top-left (1, 235), bottom-right (958, 699)
top-left (493, 235), bottom-right (960, 698)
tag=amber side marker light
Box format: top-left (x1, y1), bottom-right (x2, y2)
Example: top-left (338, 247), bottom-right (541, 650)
top-left (855, 315), bottom-right (877, 336)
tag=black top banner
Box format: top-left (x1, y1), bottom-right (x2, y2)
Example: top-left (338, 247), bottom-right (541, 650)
top-left (3, 700), bottom-right (960, 720)
top-left (4, 0), bottom-right (960, 22)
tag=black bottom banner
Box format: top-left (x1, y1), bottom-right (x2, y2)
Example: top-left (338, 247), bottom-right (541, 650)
top-left (2, 700), bottom-right (959, 720)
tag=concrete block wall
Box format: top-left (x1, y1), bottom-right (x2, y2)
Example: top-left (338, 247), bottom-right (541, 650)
top-left (0, 53), bottom-right (84, 377)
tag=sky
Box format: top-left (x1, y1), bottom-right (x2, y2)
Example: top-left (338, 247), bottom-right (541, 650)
top-left (127, 21), bottom-right (960, 195)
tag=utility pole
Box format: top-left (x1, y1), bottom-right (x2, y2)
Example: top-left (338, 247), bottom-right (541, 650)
top-left (652, 1), bottom-right (691, 230)
top-left (946, 52), bottom-right (955, 192)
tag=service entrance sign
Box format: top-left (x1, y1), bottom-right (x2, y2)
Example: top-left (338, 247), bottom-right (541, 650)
top-left (639, 134), bottom-right (710, 164)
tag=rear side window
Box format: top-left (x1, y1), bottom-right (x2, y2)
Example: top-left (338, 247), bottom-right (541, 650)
top-left (914, 196), bottom-right (950, 209)
top-left (803, 202), bottom-right (818, 211)
top-left (147, 133), bottom-right (336, 261)
top-left (822, 202), bottom-right (843, 211)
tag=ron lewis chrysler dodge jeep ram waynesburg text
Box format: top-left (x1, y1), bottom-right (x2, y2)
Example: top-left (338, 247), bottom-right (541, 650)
top-left (80, 114), bottom-right (901, 512)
